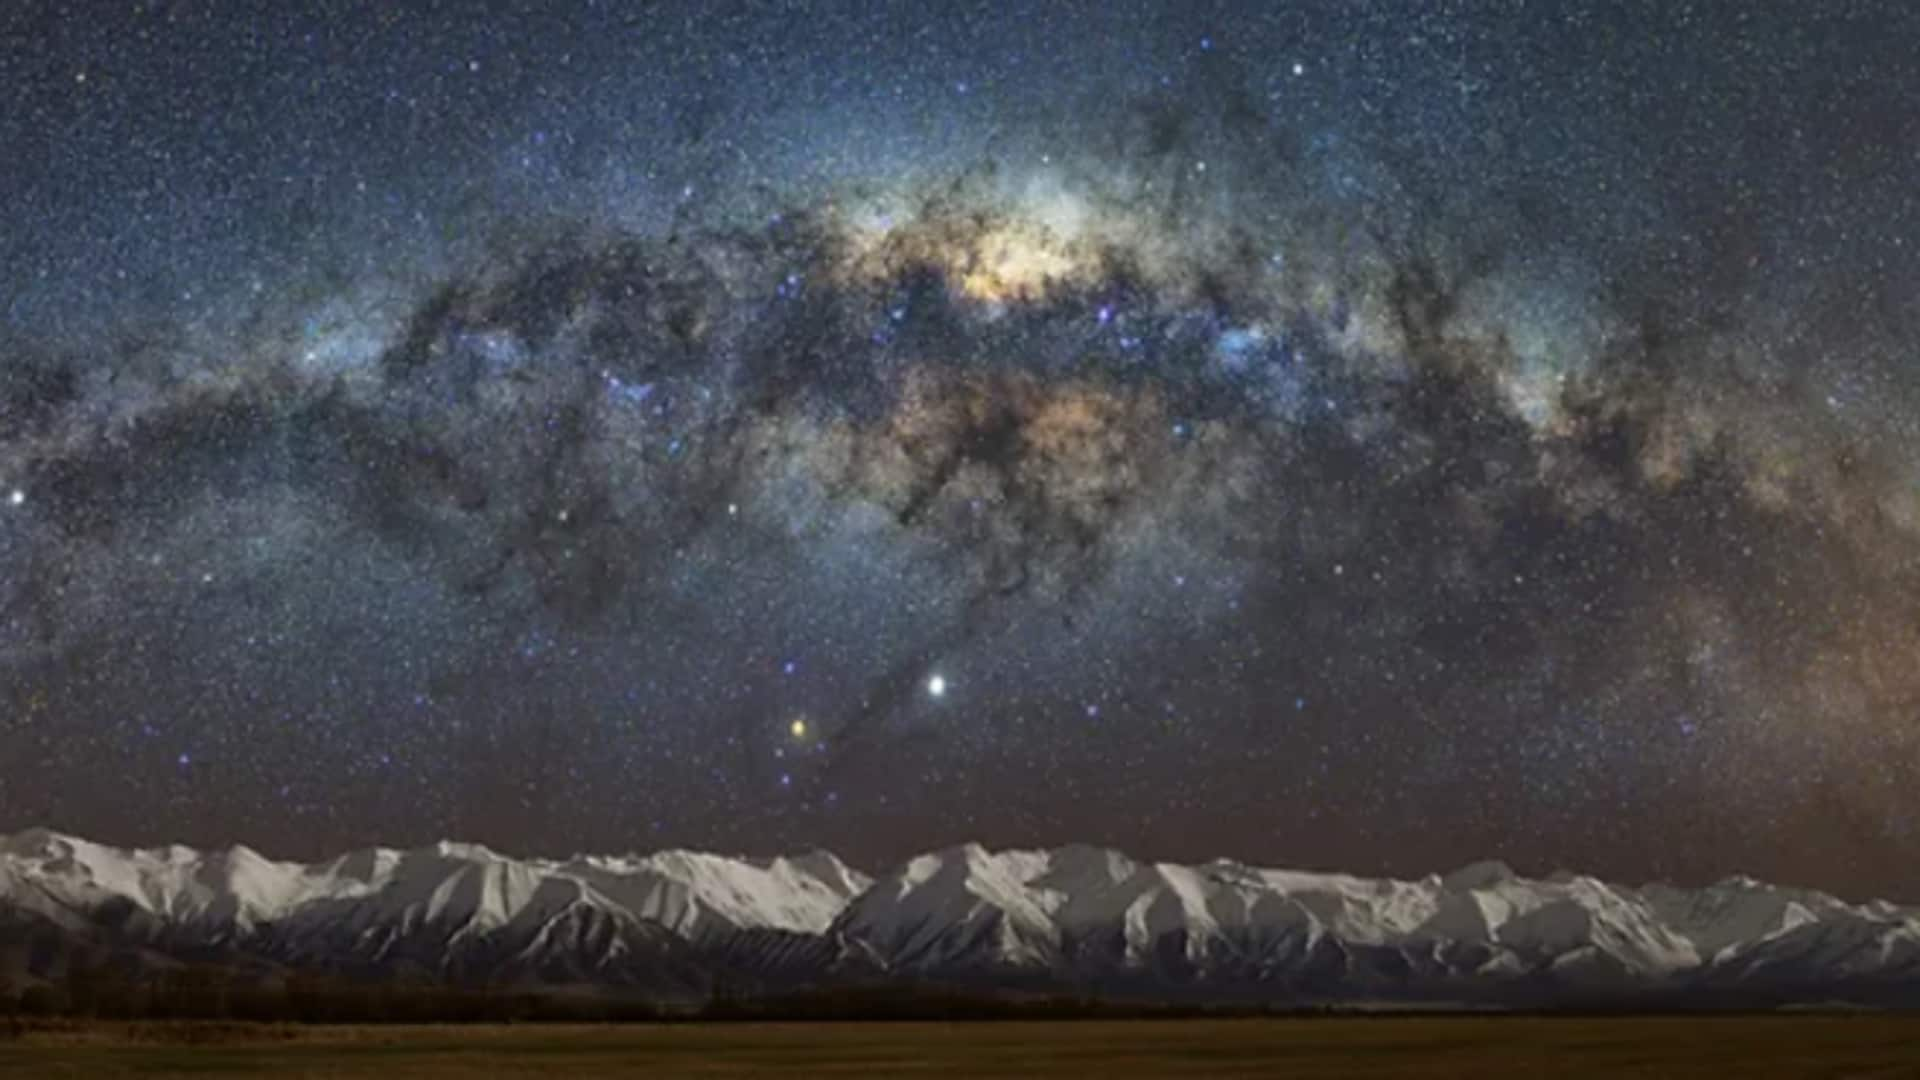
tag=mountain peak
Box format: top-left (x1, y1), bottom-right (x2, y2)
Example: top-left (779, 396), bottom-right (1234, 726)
top-left (1443, 859), bottom-right (1520, 891)
top-left (429, 840), bottom-right (501, 861)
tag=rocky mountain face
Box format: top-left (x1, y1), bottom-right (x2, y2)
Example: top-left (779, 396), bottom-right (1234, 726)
top-left (3, 829), bottom-right (1917, 1007)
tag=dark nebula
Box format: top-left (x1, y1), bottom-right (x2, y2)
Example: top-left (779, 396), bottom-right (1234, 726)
top-left (4, 1), bottom-right (1920, 900)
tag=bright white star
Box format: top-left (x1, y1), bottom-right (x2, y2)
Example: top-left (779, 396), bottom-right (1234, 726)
top-left (927, 674), bottom-right (947, 699)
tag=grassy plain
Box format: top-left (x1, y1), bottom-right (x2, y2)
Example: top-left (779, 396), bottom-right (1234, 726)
top-left (1, 1014), bottom-right (1917, 1077)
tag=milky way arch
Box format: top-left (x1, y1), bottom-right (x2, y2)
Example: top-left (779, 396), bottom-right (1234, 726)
top-left (3, 1), bottom-right (1919, 899)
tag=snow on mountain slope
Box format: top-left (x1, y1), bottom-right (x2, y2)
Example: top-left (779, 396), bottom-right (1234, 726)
top-left (1, 829), bottom-right (1915, 1001)
top-left (0, 829), bottom-right (866, 944)
top-left (1640, 876), bottom-right (1839, 962)
top-left (560, 849), bottom-right (867, 940)
top-left (833, 843), bottom-right (1915, 994)
top-left (832, 844), bottom-right (1063, 969)
top-left (0, 827), bottom-right (340, 929)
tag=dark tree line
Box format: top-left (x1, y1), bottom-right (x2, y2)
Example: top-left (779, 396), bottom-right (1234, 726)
top-left (0, 965), bottom-right (665, 1025)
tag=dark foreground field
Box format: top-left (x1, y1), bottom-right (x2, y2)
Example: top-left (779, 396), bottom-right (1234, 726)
top-left (2, 1015), bottom-right (1918, 1077)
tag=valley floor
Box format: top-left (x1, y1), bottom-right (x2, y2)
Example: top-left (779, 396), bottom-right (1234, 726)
top-left (1, 1014), bottom-right (1917, 1077)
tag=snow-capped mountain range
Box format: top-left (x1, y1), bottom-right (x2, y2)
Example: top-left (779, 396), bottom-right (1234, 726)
top-left (3, 828), bottom-right (1917, 1006)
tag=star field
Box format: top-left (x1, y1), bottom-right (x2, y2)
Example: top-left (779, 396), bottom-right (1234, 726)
top-left (4, 1), bottom-right (1920, 900)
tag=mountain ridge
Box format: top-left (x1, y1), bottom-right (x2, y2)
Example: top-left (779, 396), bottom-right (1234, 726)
top-left (3, 828), bottom-right (1916, 1007)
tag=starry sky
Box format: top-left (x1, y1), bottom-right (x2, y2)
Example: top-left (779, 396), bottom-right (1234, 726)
top-left (4, 1), bottom-right (1920, 900)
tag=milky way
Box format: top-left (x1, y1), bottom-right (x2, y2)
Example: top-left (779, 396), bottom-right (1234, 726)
top-left (4, 1), bottom-right (1920, 899)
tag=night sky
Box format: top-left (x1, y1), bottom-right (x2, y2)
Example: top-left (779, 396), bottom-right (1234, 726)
top-left (4, 1), bottom-right (1920, 900)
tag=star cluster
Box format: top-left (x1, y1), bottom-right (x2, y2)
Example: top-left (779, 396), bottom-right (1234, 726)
top-left (4, 1), bottom-right (1920, 900)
